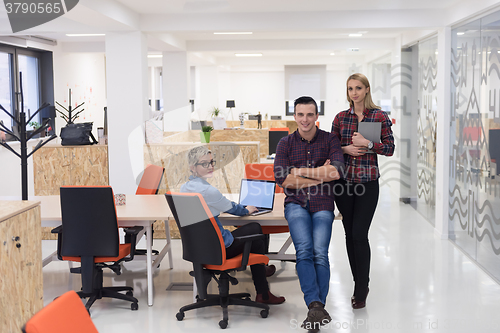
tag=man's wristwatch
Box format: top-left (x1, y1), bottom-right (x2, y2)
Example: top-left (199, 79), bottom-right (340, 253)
top-left (367, 141), bottom-right (374, 150)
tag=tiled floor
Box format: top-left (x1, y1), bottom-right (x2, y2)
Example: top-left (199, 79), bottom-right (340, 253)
top-left (42, 186), bottom-right (500, 332)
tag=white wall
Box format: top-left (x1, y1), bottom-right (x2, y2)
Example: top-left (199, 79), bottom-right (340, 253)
top-left (53, 51), bottom-right (107, 140)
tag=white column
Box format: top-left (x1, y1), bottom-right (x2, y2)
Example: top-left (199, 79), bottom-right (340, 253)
top-left (197, 66), bottom-right (220, 120)
top-left (162, 51), bottom-right (190, 131)
top-left (105, 32), bottom-right (149, 194)
top-left (435, 27), bottom-right (452, 239)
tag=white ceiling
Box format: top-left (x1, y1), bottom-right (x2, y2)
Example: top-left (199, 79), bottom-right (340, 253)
top-left (0, 0), bottom-right (497, 66)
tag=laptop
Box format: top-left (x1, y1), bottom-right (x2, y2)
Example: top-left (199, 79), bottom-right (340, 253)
top-left (358, 122), bottom-right (381, 153)
top-left (239, 179), bottom-right (276, 216)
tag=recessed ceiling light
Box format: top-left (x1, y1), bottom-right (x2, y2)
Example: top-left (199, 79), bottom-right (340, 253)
top-left (235, 53), bottom-right (262, 57)
top-left (349, 34), bottom-right (363, 37)
top-left (148, 55), bottom-right (163, 58)
top-left (66, 34), bottom-right (105, 37)
top-left (330, 53), bottom-right (335, 56)
top-left (214, 32), bottom-right (253, 35)
top-left (457, 32), bottom-right (465, 35)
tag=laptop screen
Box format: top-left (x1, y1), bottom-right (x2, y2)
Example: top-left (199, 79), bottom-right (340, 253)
top-left (239, 179), bottom-right (276, 209)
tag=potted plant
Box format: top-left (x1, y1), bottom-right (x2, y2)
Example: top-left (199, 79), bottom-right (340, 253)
top-left (200, 125), bottom-right (213, 143)
top-left (210, 107), bottom-right (226, 130)
top-left (28, 121), bottom-right (44, 138)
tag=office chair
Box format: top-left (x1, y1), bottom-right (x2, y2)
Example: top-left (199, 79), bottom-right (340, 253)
top-left (52, 186), bottom-right (143, 311)
top-left (244, 163), bottom-right (295, 262)
top-left (135, 164), bottom-right (165, 256)
top-left (165, 192), bottom-right (270, 329)
top-left (22, 291), bottom-right (99, 333)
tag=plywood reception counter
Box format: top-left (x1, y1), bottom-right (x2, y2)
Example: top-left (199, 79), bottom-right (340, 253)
top-left (0, 200), bottom-right (43, 332)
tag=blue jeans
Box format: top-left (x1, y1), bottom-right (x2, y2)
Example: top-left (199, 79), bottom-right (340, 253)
top-left (284, 203), bottom-right (334, 306)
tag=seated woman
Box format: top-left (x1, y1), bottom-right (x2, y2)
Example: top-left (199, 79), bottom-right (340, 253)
top-left (180, 146), bottom-right (285, 305)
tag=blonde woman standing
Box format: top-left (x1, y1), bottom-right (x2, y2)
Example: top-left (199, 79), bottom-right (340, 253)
top-left (332, 73), bottom-right (395, 309)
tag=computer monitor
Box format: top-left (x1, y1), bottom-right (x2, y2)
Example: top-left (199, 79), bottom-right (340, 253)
top-left (269, 130), bottom-right (289, 155)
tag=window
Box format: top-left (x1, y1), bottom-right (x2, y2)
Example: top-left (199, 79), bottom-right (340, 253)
top-left (0, 50), bottom-right (14, 128)
top-left (0, 43), bottom-right (52, 139)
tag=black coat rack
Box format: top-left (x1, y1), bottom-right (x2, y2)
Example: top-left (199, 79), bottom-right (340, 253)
top-left (56, 88), bottom-right (85, 124)
top-left (0, 73), bottom-right (57, 200)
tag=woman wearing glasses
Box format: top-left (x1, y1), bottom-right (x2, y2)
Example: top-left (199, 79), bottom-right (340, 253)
top-left (180, 145), bottom-right (285, 305)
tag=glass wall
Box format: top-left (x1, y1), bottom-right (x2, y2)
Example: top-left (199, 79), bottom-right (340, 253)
top-left (450, 10), bottom-right (500, 280)
top-left (416, 37), bottom-right (438, 225)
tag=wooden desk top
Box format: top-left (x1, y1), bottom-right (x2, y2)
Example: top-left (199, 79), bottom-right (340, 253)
top-left (219, 193), bottom-right (287, 226)
top-left (1, 195), bottom-right (171, 224)
top-left (0, 200), bottom-right (41, 223)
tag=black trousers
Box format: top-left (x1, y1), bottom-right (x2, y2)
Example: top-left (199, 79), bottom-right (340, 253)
top-left (226, 222), bottom-right (269, 295)
top-left (334, 179), bottom-right (379, 300)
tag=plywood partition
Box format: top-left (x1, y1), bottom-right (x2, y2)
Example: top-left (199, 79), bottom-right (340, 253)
top-left (33, 145), bottom-right (109, 196)
top-left (0, 201), bottom-right (43, 333)
top-left (33, 145), bottom-right (109, 239)
top-left (211, 129), bottom-right (269, 158)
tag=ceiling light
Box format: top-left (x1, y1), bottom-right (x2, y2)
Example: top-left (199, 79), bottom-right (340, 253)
top-left (235, 53), bottom-right (262, 57)
top-left (214, 32), bottom-right (253, 35)
top-left (330, 53), bottom-right (335, 56)
top-left (148, 55), bottom-right (163, 58)
top-left (457, 32), bottom-right (465, 35)
top-left (349, 34), bottom-right (363, 37)
top-left (66, 34), bottom-right (105, 37)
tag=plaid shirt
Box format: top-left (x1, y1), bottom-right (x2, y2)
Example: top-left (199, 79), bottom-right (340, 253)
top-left (274, 128), bottom-right (344, 212)
top-left (332, 108), bottom-right (395, 183)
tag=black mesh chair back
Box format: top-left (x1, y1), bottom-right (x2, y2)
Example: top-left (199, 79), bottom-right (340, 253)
top-left (165, 192), bottom-right (223, 265)
top-left (60, 186), bottom-right (119, 258)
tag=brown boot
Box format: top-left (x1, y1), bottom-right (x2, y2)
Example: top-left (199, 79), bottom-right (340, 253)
top-left (255, 291), bottom-right (285, 304)
top-left (301, 301), bottom-right (331, 330)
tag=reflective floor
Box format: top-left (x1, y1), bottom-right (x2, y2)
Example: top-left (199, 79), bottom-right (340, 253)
top-left (42, 186), bottom-right (500, 332)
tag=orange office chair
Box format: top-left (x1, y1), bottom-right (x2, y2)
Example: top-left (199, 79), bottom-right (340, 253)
top-left (51, 186), bottom-right (143, 312)
top-left (165, 192), bottom-right (270, 329)
top-left (22, 291), bottom-right (99, 333)
top-left (136, 164), bottom-right (164, 195)
top-left (135, 164), bottom-right (165, 257)
top-left (244, 163), bottom-right (295, 262)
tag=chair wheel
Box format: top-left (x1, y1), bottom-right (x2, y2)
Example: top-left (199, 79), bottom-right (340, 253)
top-left (219, 319), bottom-right (228, 329)
top-left (126, 291), bottom-right (133, 297)
top-left (131, 303), bottom-right (138, 310)
top-left (260, 309), bottom-right (269, 318)
top-left (176, 312), bottom-right (185, 321)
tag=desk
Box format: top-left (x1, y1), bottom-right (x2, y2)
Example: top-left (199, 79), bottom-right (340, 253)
top-left (2, 195), bottom-right (172, 307)
top-left (219, 193), bottom-right (295, 261)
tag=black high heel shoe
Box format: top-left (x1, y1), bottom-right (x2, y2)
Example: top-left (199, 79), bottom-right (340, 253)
top-left (351, 287), bottom-right (369, 309)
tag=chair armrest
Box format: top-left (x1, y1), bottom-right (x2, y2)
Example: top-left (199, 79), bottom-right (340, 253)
top-left (123, 226), bottom-right (143, 260)
top-left (233, 233), bottom-right (266, 271)
top-left (233, 234), bottom-right (265, 242)
top-left (51, 225), bottom-right (62, 233)
top-left (51, 226), bottom-right (63, 260)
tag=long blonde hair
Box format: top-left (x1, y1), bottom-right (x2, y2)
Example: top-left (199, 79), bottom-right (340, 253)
top-left (346, 73), bottom-right (380, 110)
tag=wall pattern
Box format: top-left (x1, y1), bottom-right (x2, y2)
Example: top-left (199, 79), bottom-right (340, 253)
top-left (416, 38), bottom-right (438, 224)
top-left (450, 11), bottom-right (500, 281)
top-left (380, 51), bottom-right (414, 199)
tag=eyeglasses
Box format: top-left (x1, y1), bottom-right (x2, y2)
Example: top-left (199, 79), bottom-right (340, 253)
top-left (195, 160), bottom-right (216, 168)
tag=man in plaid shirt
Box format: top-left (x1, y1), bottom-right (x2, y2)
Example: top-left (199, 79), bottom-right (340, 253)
top-left (274, 96), bottom-right (344, 330)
